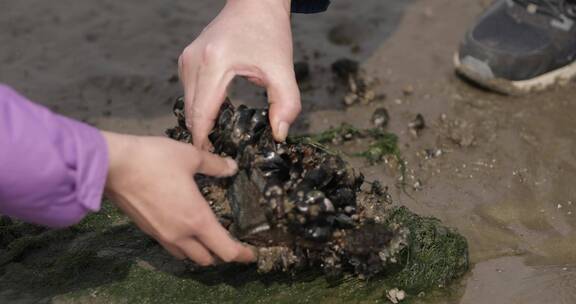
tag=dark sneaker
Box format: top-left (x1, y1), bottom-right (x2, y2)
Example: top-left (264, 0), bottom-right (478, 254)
top-left (455, 0), bottom-right (576, 95)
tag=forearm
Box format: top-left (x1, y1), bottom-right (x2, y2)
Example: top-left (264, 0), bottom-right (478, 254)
top-left (0, 84), bottom-right (108, 228)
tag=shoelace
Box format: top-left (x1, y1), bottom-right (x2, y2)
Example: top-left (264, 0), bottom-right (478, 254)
top-left (513, 0), bottom-right (576, 20)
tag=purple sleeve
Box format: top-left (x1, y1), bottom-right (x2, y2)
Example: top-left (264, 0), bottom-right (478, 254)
top-left (0, 84), bottom-right (108, 228)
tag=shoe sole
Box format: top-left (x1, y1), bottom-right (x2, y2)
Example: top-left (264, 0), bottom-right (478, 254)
top-left (454, 53), bottom-right (576, 95)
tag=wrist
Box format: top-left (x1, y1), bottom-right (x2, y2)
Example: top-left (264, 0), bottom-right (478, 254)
top-left (226, 0), bottom-right (291, 14)
top-left (101, 131), bottom-right (132, 193)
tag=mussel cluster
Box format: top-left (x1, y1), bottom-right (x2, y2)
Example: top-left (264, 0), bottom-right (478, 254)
top-left (167, 97), bottom-right (408, 278)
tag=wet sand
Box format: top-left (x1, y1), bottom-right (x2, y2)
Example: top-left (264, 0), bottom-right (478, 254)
top-left (2, 0), bottom-right (576, 303)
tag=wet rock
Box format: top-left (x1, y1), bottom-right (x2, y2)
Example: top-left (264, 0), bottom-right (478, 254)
top-left (166, 98), bottom-right (469, 287)
top-left (192, 102), bottom-right (403, 277)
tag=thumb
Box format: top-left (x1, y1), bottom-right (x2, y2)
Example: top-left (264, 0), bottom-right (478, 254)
top-left (266, 70), bottom-right (301, 142)
top-left (195, 148), bottom-right (238, 177)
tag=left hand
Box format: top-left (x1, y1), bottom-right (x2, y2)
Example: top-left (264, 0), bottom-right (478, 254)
top-left (102, 131), bottom-right (256, 265)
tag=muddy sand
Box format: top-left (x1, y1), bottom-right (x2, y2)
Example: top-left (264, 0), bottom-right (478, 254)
top-left (2, 0), bottom-right (576, 303)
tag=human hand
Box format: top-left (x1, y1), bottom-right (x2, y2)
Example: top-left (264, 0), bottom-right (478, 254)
top-left (101, 131), bottom-right (255, 265)
top-left (179, 0), bottom-right (300, 149)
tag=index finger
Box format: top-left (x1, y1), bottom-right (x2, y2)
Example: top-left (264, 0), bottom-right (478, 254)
top-left (189, 64), bottom-right (234, 150)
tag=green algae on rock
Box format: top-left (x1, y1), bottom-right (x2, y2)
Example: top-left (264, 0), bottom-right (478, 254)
top-left (166, 97), bottom-right (469, 291)
top-left (293, 122), bottom-right (402, 165)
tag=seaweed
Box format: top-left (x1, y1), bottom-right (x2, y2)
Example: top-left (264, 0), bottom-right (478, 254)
top-left (295, 123), bottom-right (403, 165)
top-left (383, 207), bottom-right (469, 293)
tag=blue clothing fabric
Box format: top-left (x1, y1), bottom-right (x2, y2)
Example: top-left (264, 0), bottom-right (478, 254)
top-left (291, 0), bottom-right (330, 13)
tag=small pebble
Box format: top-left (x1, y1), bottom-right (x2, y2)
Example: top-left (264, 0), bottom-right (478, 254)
top-left (413, 180), bottom-right (423, 191)
top-left (409, 114), bottom-right (426, 131)
top-left (402, 84), bottom-right (414, 96)
top-left (425, 148), bottom-right (443, 158)
top-left (408, 114), bottom-right (426, 137)
top-left (372, 107), bottom-right (390, 128)
top-left (344, 93), bottom-right (358, 105)
top-left (363, 90), bottom-right (376, 102)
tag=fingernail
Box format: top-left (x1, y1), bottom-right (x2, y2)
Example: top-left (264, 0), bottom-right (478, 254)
top-left (225, 157), bottom-right (238, 174)
top-left (277, 121), bottom-right (290, 142)
top-left (237, 244), bottom-right (258, 263)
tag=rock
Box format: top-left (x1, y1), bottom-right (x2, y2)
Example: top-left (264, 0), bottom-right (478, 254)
top-left (166, 98), bottom-right (470, 289)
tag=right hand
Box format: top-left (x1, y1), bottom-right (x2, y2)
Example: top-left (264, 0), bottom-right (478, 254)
top-left (178, 0), bottom-right (301, 150)
top-left (102, 131), bottom-right (256, 265)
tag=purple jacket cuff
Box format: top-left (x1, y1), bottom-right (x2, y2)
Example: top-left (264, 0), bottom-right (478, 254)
top-left (0, 84), bottom-right (108, 228)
